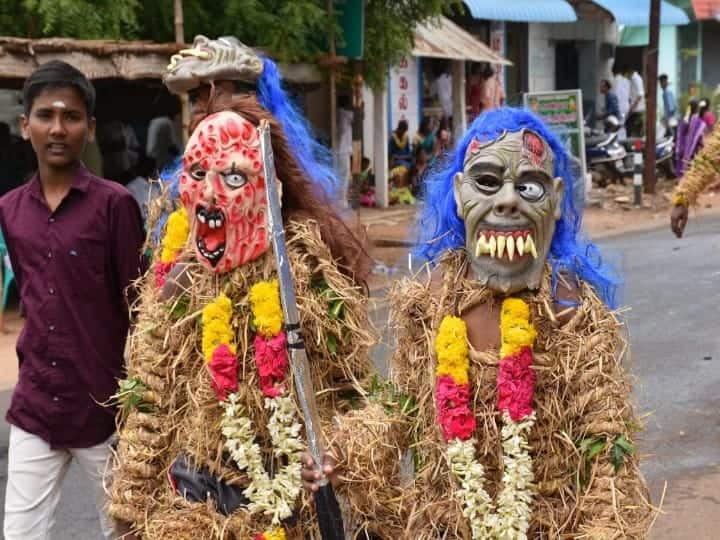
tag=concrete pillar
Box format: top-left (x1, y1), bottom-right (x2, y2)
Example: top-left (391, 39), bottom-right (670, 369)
top-left (373, 85), bottom-right (389, 208)
top-left (452, 60), bottom-right (467, 143)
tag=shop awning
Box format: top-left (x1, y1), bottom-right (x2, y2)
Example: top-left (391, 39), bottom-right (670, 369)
top-left (691, 0), bottom-right (720, 20)
top-left (413, 16), bottom-right (512, 65)
top-left (462, 0), bottom-right (577, 23)
top-left (591, 0), bottom-right (690, 25)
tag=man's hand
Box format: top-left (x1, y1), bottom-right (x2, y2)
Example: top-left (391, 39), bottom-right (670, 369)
top-left (671, 205), bottom-right (689, 238)
top-left (301, 452), bottom-right (338, 494)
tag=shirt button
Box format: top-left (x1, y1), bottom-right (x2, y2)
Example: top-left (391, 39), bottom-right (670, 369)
top-left (49, 325), bottom-right (55, 331)
top-left (51, 361), bottom-right (57, 367)
top-left (49, 287), bottom-right (55, 295)
top-left (48, 217), bottom-right (55, 223)
top-left (47, 251), bottom-right (52, 259)
top-left (53, 396), bottom-right (59, 402)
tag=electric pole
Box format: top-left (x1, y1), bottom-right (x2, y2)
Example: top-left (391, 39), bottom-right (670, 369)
top-left (174, 0), bottom-right (190, 142)
top-left (643, 0), bottom-right (661, 194)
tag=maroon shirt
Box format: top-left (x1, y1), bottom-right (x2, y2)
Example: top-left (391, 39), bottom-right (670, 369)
top-left (0, 166), bottom-right (145, 448)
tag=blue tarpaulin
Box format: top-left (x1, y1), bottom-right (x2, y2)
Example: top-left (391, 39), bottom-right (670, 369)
top-left (591, 0), bottom-right (690, 26)
top-left (463, 0), bottom-right (577, 22)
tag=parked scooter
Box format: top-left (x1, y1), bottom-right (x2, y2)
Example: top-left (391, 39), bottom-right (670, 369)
top-left (585, 115), bottom-right (627, 187)
top-left (619, 130), bottom-right (676, 180)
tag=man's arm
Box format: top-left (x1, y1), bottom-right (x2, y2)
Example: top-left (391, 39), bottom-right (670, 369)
top-left (670, 125), bottom-right (720, 237)
top-left (109, 192), bottom-right (147, 309)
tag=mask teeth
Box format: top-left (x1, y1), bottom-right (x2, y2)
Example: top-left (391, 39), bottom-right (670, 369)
top-left (474, 230), bottom-right (538, 260)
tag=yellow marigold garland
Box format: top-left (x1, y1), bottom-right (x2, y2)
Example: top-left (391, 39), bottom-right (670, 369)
top-left (160, 207), bottom-right (190, 263)
top-left (249, 280), bottom-right (284, 338)
top-left (500, 298), bottom-right (536, 357)
top-left (435, 315), bottom-right (470, 385)
top-left (201, 294), bottom-right (235, 362)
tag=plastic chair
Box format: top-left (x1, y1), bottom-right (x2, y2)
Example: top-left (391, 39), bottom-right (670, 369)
top-left (0, 229), bottom-right (15, 309)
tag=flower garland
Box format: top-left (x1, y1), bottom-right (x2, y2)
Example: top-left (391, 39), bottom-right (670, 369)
top-left (254, 528), bottom-right (286, 540)
top-left (435, 298), bottom-right (537, 539)
top-left (156, 206), bottom-right (189, 287)
top-left (202, 280), bottom-right (303, 533)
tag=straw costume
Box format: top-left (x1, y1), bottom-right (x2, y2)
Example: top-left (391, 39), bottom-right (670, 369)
top-left (671, 123), bottom-right (719, 208)
top-left (108, 36), bottom-right (374, 539)
top-left (332, 109), bottom-right (654, 539)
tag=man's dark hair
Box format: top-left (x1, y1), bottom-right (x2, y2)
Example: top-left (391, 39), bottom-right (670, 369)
top-left (22, 60), bottom-right (96, 116)
top-left (601, 79), bottom-right (612, 89)
top-left (659, 74), bottom-right (668, 82)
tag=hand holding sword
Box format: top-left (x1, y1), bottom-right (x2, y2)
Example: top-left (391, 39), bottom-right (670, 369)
top-left (258, 120), bottom-right (346, 540)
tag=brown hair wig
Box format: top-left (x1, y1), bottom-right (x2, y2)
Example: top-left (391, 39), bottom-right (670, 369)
top-left (190, 90), bottom-right (372, 285)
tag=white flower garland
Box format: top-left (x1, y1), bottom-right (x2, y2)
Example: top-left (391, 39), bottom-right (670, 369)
top-left (447, 412), bottom-right (536, 540)
top-left (221, 392), bottom-right (304, 524)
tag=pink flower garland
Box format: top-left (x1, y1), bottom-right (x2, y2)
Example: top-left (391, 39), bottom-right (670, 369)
top-left (253, 332), bottom-right (289, 398)
top-left (496, 346), bottom-right (535, 422)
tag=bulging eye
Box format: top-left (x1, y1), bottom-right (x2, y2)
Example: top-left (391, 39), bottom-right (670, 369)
top-left (516, 180), bottom-right (545, 202)
top-left (475, 174), bottom-right (502, 194)
top-left (223, 172), bottom-right (247, 188)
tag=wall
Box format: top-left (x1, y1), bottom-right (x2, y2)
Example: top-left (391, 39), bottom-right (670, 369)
top-left (0, 90), bottom-right (23, 135)
top-left (527, 23), bottom-right (555, 92)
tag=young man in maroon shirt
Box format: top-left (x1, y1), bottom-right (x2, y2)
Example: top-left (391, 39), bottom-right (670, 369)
top-left (0, 60), bottom-right (145, 539)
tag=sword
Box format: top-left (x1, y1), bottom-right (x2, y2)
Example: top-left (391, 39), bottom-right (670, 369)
top-left (258, 120), bottom-right (345, 540)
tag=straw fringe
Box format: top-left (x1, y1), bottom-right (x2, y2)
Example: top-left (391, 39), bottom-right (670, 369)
top-left (109, 210), bottom-right (375, 538)
top-left (337, 250), bottom-right (654, 539)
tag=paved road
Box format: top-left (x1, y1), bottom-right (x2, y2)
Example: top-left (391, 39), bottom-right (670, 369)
top-left (0, 215), bottom-right (718, 538)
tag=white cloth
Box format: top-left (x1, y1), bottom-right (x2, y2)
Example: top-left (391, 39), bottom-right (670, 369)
top-left (3, 425), bottom-right (116, 540)
top-left (337, 108), bottom-right (354, 156)
top-left (630, 71), bottom-right (646, 113)
top-left (614, 74), bottom-right (631, 119)
top-left (433, 73), bottom-right (453, 117)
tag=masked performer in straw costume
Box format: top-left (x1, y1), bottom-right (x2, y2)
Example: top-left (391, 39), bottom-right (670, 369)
top-left (108, 36), bottom-right (374, 539)
top-left (311, 108), bottom-right (654, 539)
top-left (670, 124), bottom-right (720, 238)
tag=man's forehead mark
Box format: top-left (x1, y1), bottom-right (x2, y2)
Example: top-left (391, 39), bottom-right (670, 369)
top-left (51, 101), bottom-right (67, 109)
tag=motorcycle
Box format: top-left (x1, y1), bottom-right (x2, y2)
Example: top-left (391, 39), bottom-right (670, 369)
top-left (585, 115), bottom-right (627, 187)
top-left (619, 132), bottom-right (676, 180)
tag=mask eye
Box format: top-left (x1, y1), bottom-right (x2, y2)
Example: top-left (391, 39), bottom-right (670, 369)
top-left (190, 165), bottom-right (206, 181)
top-left (223, 172), bottom-right (247, 189)
top-left (475, 174), bottom-right (502, 195)
top-left (516, 180), bottom-right (545, 202)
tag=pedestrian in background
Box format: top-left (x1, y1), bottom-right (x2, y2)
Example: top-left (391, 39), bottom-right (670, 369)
top-left (626, 66), bottom-right (646, 137)
top-left (0, 60), bottom-right (145, 540)
top-left (613, 66), bottom-right (631, 139)
top-left (659, 74), bottom-right (678, 134)
top-left (598, 79), bottom-right (620, 122)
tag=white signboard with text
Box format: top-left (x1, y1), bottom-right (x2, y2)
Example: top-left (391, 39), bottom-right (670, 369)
top-left (389, 55), bottom-right (419, 138)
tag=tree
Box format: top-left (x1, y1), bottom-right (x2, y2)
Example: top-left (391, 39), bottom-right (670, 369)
top-left (362, 0), bottom-right (460, 90)
top-left (0, 0), bottom-right (458, 90)
top-left (0, 0), bottom-right (140, 39)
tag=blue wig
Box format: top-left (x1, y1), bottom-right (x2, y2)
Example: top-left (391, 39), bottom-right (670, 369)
top-left (416, 107), bottom-right (620, 308)
top-left (153, 55), bottom-right (340, 244)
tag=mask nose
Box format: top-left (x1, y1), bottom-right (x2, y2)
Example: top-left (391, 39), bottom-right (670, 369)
top-left (493, 182), bottom-right (521, 218)
top-left (202, 172), bottom-right (217, 205)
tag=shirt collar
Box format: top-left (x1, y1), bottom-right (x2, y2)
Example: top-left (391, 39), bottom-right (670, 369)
top-left (27, 163), bottom-right (92, 200)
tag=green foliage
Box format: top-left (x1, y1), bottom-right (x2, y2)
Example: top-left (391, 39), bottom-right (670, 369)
top-left (362, 0), bottom-right (461, 90)
top-left (368, 373), bottom-right (417, 417)
top-left (576, 433), bottom-right (637, 487)
top-left (5, 0), bottom-right (141, 39)
top-left (0, 0), bottom-right (458, 93)
top-left (113, 376), bottom-right (155, 422)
